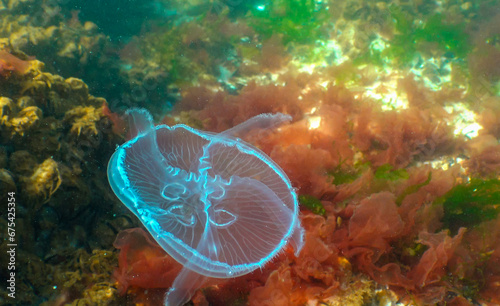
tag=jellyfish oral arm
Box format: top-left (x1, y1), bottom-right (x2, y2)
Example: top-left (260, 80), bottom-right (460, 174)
top-left (220, 112), bottom-right (292, 138)
top-left (165, 265), bottom-right (207, 306)
top-left (165, 215), bottom-right (219, 306)
top-left (125, 108), bottom-right (155, 138)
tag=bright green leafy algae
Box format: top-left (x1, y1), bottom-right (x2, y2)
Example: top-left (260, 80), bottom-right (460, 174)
top-left (299, 194), bottom-right (326, 216)
top-left (248, 0), bottom-right (330, 45)
top-left (329, 167), bottom-right (360, 185)
top-left (439, 178), bottom-right (500, 234)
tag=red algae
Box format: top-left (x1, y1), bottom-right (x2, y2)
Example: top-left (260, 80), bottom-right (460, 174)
top-left (247, 216), bottom-right (340, 305)
top-left (142, 62), bottom-right (498, 303)
top-left (0, 50), bottom-right (31, 77)
top-left (101, 101), bottom-right (126, 135)
top-left (466, 144), bottom-right (500, 178)
top-left (408, 228), bottom-right (466, 289)
top-left (270, 144), bottom-right (337, 199)
top-left (259, 35), bottom-right (289, 71)
top-left (117, 82), bottom-right (500, 305)
top-left (332, 190), bottom-right (468, 303)
top-left (450, 219), bottom-right (500, 305)
top-left (248, 266), bottom-right (305, 306)
top-left (352, 106), bottom-right (456, 168)
top-left (113, 228), bottom-right (182, 294)
top-left (136, 72), bottom-right (499, 304)
top-left (173, 73), bottom-right (318, 132)
top-left (113, 227), bottom-right (293, 305)
top-left (343, 192), bottom-right (405, 252)
top-left (465, 134), bottom-right (500, 177)
top-left (478, 98), bottom-right (500, 139)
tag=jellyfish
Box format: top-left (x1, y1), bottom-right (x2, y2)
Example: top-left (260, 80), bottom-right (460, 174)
top-left (107, 109), bottom-right (304, 306)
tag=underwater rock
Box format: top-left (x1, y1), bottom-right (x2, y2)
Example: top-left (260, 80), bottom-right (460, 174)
top-left (65, 77), bottom-right (89, 97)
top-left (0, 169), bottom-right (16, 204)
top-left (35, 205), bottom-right (60, 231)
top-left (0, 96), bottom-right (14, 125)
top-left (0, 2), bottom-right (130, 106)
top-left (7, 105), bottom-right (42, 136)
top-left (0, 145), bottom-right (6, 168)
top-left (0, 43), bottom-right (124, 303)
top-left (23, 158), bottom-right (61, 207)
top-left (16, 95), bottom-right (35, 108)
top-left (64, 105), bottom-right (103, 137)
top-left (8, 150), bottom-right (37, 175)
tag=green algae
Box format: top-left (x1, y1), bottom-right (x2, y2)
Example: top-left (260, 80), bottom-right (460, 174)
top-left (439, 178), bottom-right (500, 234)
top-left (299, 194), bottom-right (326, 216)
top-left (328, 160), bottom-right (369, 185)
top-left (414, 13), bottom-right (471, 59)
top-left (374, 164), bottom-right (409, 181)
top-left (329, 162), bottom-right (409, 191)
top-left (355, 6), bottom-right (471, 68)
top-left (248, 0), bottom-right (330, 45)
top-left (330, 167), bottom-right (361, 185)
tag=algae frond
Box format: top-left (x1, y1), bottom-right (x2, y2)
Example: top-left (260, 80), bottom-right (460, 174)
top-left (439, 178), bottom-right (500, 234)
top-left (299, 194), bottom-right (326, 216)
top-left (248, 0), bottom-right (330, 45)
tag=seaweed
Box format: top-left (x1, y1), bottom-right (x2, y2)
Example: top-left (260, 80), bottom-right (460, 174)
top-left (328, 160), bottom-right (369, 185)
top-left (439, 178), bottom-right (500, 234)
top-left (248, 0), bottom-right (330, 45)
top-left (396, 171), bottom-right (432, 206)
top-left (355, 6), bottom-right (471, 68)
top-left (445, 249), bottom-right (492, 304)
top-left (414, 13), bottom-right (471, 59)
top-left (374, 164), bottom-right (409, 181)
top-left (298, 194), bottom-right (326, 216)
top-left (382, 5), bottom-right (417, 67)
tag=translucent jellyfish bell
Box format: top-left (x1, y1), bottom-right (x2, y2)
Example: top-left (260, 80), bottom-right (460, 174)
top-left (108, 109), bottom-right (304, 306)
